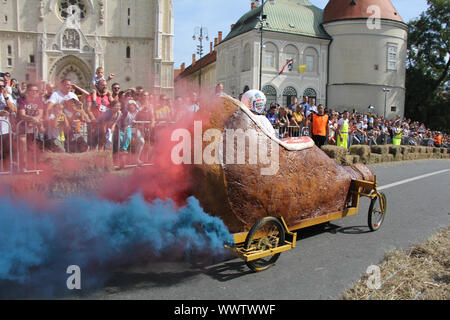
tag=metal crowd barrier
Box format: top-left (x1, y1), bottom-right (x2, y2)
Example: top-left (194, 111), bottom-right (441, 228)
top-left (111, 120), bottom-right (177, 170)
top-left (276, 126), bottom-right (310, 139)
top-left (15, 120), bottom-right (45, 174)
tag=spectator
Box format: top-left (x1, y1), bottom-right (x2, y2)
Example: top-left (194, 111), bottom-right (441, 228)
top-left (310, 104), bottom-right (329, 148)
top-left (155, 95), bottom-right (172, 121)
top-left (433, 132), bottom-right (443, 148)
top-left (186, 92), bottom-right (200, 113)
top-left (45, 79), bottom-right (79, 119)
top-left (91, 67), bottom-right (115, 93)
top-left (47, 104), bottom-right (69, 153)
top-left (17, 83), bottom-right (44, 168)
top-left (10, 78), bottom-right (24, 101)
top-left (103, 100), bottom-right (123, 150)
top-left (336, 111), bottom-right (350, 149)
top-left (110, 83), bottom-right (121, 102)
top-left (63, 98), bottom-right (90, 153)
top-left (121, 100), bottom-right (145, 165)
top-left (136, 91), bottom-right (156, 145)
top-left (300, 96), bottom-right (310, 117)
top-left (266, 104), bottom-right (278, 126)
top-left (3, 73), bottom-right (12, 94)
top-left (0, 78), bottom-right (17, 162)
top-left (306, 98), bottom-right (318, 118)
top-left (278, 107), bottom-right (289, 138)
top-left (392, 121), bottom-right (403, 146)
top-left (86, 79), bottom-right (112, 149)
top-left (293, 105), bottom-right (304, 127)
top-left (288, 96), bottom-right (298, 111)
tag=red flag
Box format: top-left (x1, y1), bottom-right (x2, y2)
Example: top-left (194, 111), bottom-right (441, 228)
top-left (279, 59), bottom-right (293, 75)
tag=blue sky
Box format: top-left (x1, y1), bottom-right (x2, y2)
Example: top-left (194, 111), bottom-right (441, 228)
top-left (173, 0), bottom-right (429, 68)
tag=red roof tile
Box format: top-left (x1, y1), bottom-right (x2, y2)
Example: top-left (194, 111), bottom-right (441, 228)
top-left (323, 0), bottom-right (403, 24)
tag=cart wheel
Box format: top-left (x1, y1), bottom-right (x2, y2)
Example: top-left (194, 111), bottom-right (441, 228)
top-left (368, 192), bottom-right (387, 231)
top-left (244, 217), bottom-right (285, 272)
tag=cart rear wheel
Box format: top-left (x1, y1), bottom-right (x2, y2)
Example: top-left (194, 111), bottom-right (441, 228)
top-left (244, 217), bottom-right (285, 272)
top-left (368, 192), bottom-right (387, 231)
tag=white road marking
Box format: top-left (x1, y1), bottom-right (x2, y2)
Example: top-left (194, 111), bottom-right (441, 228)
top-left (378, 169), bottom-right (450, 191)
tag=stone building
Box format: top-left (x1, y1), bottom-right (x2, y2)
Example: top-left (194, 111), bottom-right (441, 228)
top-left (214, 0), bottom-right (407, 117)
top-left (216, 0), bottom-right (330, 108)
top-left (0, 0), bottom-right (174, 96)
top-left (323, 0), bottom-right (408, 118)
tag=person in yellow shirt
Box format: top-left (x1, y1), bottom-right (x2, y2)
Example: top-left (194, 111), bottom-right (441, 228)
top-left (336, 111), bottom-right (350, 149)
top-left (293, 104), bottom-right (304, 125)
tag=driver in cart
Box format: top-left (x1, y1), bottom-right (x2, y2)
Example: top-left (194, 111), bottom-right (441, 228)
top-left (240, 89), bottom-right (277, 138)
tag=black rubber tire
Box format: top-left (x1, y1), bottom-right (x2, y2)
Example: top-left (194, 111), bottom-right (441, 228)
top-left (244, 217), bottom-right (285, 272)
top-left (368, 192), bottom-right (387, 232)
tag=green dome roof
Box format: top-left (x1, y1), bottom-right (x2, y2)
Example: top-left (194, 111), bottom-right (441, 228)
top-left (222, 0), bottom-right (330, 43)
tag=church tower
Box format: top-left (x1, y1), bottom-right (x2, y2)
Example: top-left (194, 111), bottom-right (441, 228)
top-left (322, 0), bottom-right (408, 118)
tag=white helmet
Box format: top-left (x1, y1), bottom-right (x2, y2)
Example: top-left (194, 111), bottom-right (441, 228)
top-left (240, 89), bottom-right (267, 115)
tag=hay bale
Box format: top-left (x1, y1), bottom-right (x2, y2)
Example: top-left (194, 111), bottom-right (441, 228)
top-left (410, 146), bottom-right (423, 154)
top-left (321, 145), bottom-right (347, 164)
top-left (369, 153), bottom-right (383, 164)
top-left (349, 145), bottom-right (371, 164)
top-left (343, 155), bottom-right (355, 165)
top-left (382, 154), bottom-right (394, 163)
top-left (352, 154), bottom-right (361, 164)
top-left (371, 145), bottom-right (389, 155)
top-left (389, 146), bottom-right (402, 161)
top-left (40, 151), bottom-right (113, 179)
top-left (400, 146), bottom-right (410, 155)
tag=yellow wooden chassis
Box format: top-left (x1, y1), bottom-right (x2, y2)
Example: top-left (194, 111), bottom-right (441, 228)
top-left (229, 178), bottom-right (384, 262)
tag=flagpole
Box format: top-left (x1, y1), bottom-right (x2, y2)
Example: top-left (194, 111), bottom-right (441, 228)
top-left (258, 0), bottom-right (276, 91)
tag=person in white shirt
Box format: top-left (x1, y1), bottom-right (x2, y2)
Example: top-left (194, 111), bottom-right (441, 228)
top-left (0, 78), bottom-right (17, 162)
top-left (46, 79), bottom-right (79, 118)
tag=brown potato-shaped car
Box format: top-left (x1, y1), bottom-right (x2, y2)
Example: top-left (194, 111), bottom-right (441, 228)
top-left (189, 95), bottom-right (375, 234)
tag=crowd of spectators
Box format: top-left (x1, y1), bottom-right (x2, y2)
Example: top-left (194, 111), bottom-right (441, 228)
top-left (1, 69), bottom-right (448, 171)
top-left (0, 70), bottom-right (203, 170)
top-left (262, 95), bottom-right (449, 149)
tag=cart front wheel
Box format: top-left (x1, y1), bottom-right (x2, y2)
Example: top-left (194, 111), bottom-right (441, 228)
top-left (244, 217), bottom-right (285, 272)
top-left (368, 192), bottom-right (387, 231)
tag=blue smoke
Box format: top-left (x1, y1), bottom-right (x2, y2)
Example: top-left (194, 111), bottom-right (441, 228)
top-left (0, 194), bottom-right (234, 298)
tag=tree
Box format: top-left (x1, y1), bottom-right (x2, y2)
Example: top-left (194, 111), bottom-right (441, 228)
top-left (405, 0), bottom-right (449, 132)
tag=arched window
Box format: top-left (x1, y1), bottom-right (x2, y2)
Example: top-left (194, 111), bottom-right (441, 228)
top-left (126, 46), bottom-right (131, 59)
top-left (263, 42), bottom-right (278, 69)
top-left (282, 86), bottom-right (297, 107)
top-left (303, 88), bottom-right (317, 99)
top-left (58, 0), bottom-right (87, 20)
top-left (242, 43), bottom-right (251, 72)
top-left (303, 88), bottom-right (317, 105)
top-left (262, 85), bottom-right (277, 106)
top-left (284, 44), bottom-right (299, 73)
top-left (303, 47), bottom-right (319, 73)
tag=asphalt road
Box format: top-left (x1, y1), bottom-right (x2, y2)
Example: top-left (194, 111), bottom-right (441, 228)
top-left (88, 159), bottom-right (450, 300)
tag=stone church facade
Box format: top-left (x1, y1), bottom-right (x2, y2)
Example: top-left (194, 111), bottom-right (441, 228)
top-left (0, 0), bottom-right (174, 96)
